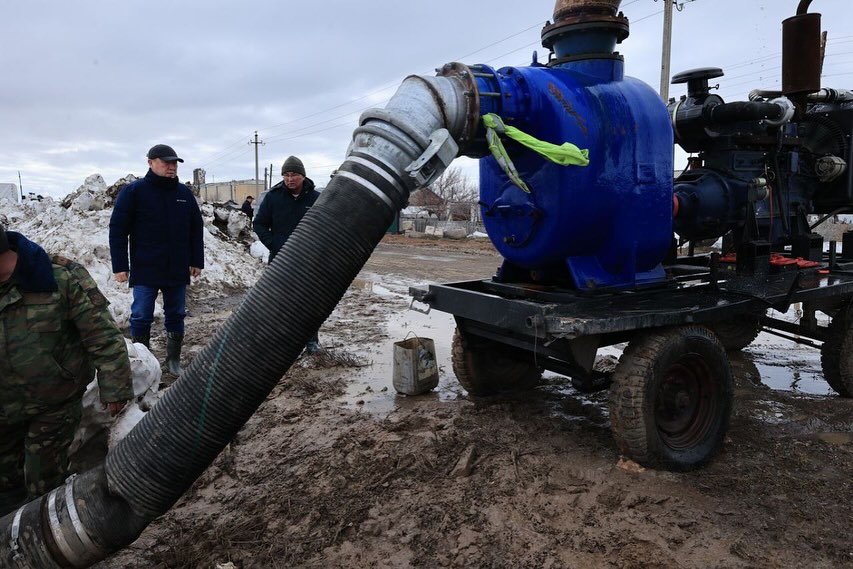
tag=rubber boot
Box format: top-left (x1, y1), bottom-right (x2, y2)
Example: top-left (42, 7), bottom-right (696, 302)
top-left (165, 332), bottom-right (184, 376)
top-left (131, 335), bottom-right (150, 349)
top-left (305, 332), bottom-right (322, 355)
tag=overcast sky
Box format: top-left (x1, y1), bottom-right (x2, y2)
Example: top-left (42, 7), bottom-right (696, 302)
top-left (2, 0), bottom-right (851, 198)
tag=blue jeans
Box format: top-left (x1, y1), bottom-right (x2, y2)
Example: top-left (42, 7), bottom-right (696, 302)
top-left (130, 285), bottom-right (187, 337)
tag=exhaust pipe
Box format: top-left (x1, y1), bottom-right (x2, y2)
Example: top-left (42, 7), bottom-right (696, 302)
top-left (0, 68), bottom-right (480, 568)
top-left (782, 0), bottom-right (822, 114)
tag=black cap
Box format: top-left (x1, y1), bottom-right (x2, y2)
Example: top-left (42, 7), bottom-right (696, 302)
top-left (0, 226), bottom-right (9, 254)
top-left (147, 144), bottom-right (184, 163)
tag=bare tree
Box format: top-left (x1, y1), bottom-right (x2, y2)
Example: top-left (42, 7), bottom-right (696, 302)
top-left (429, 167), bottom-right (478, 205)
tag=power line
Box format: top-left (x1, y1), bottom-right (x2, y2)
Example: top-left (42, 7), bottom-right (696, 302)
top-left (203, 4), bottom-right (674, 174)
top-left (202, 2), bottom-right (851, 179)
top-left (196, 136), bottom-right (255, 168)
top-left (202, 20), bottom-right (551, 173)
top-left (264, 109), bottom-right (363, 144)
top-left (632, 10), bottom-right (664, 25)
top-left (452, 22), bottom-right (545, 62)
top-left (258, 20), bottom-right (548, 139)
top-left (254, 9), bottom-right (680, 155)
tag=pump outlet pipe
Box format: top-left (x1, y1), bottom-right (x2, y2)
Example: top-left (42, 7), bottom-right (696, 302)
top-left (0, 66), bottom-right (481, 568)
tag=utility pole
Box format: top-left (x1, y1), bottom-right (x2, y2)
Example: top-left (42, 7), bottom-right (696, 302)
top-left (659, 0), bottom-right (674, 102)
top-left (657, 0), bottom-right (696, 102)
top-left (269, 163), bottom-right (274, 189)
top-left (249, 131), bottom-right (265, 197)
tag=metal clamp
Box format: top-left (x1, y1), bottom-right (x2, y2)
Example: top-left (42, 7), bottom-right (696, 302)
top-left (763, 97), bottom-right (795, 127)
top-left (9, 506), bottom-right (28, 568)
top-left (42, 474), bottom-right (104, 567)
top-left (405, 128), bottom-right (459, 187)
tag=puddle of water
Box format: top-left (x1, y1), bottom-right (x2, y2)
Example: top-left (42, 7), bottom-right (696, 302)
top-left (351, 278), bottom-right (396, 297)
top-left (339, 279), bottom-right (612, 424)
top-left (751, 362), bottom-right (835, 396)
top-left (751, 399), bottom-right (794, 425)
top-left (339, 277), bottom-right (462, 416)
top-left (409, 255), bottom-right (455, 263)
top-left (748, 332), bottom-right (835, 396)
top-left (811, 432), bottom-right (853, 445)
top-left (337, 282), bottom-right (840, 416)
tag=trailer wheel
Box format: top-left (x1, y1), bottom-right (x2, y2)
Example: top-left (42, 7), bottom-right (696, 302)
top-left (451, 328), bottom-right (541, 396)
top-left (820, 305), bottom-right (853, 397)
top-left (707, 315), bottom-right (762, 351)
top-left (608, 326), bottom-right (733, 471)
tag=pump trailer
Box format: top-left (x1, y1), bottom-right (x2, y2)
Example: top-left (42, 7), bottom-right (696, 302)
top-left (411, 0), bottom-right (853, 471)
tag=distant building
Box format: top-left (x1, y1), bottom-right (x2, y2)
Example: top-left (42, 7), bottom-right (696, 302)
top-left (408, 188), bottom-right (443, 217)
top-left (198, 180), bottom-right (264, 205)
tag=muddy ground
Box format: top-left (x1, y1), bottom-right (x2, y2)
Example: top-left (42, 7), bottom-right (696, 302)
top-left (94, 234), bottom-right (853, 569)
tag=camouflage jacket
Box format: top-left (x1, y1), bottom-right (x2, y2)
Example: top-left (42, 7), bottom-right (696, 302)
top-left (0, 232), bottom-right (133, 418)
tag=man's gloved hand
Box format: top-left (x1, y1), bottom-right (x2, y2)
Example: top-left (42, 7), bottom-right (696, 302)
top-left (102, 401), bottom-right (128, 417)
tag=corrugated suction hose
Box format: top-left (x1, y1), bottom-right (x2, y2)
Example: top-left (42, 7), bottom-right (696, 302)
top-left (0, 69), bottom-right (472, 568)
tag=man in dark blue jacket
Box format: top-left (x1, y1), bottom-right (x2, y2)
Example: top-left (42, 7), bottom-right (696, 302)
top-left (109, 144), bottom-right (204, 376)
top-left (241, 195), bottom-right (255, 228)
top-left (253, 155), bottom-right (322, 353)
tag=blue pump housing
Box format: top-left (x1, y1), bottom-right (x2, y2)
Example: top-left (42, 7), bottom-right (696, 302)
top-left (471, 43), bottom-right (673, 291)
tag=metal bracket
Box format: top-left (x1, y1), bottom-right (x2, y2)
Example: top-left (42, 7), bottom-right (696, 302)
top-left (408, 297), bottom-right (431, 315)
top-left (771, 272), bottom-right (803, 313)
top-left (405, 128), bottom-right (459, 188)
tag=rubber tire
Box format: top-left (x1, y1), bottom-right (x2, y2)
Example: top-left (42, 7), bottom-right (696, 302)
top-left (820, 304), bottom-right (853, 397)
top-left (608, 326), bottom-right (733, 471)
top-left (707, 315), bottom-right (762, 351)
top-left (451, 328), bottom-right (541, 396)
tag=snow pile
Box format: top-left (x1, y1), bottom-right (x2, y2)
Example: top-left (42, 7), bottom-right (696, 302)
top-left (250, 240), bottom-right (270, 263)
top-left (60, 174), bottom-right (113, 212)
top-left (107, 341), bottom-right (164, 449)
top-left (70, 338), bottom-right (163, 454)
top-left (1, 174), bottom-right (266, 325)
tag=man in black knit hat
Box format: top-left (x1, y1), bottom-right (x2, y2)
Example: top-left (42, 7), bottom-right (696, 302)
top-left (253, 155), bottom-right (323, 354)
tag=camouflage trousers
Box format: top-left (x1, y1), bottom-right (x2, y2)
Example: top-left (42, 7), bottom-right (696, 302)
top-left (0, 399), bottom-right (82, 505)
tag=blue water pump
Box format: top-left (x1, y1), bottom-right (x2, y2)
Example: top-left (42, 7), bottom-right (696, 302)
top-left (467, 0), bottom-right (673, 291)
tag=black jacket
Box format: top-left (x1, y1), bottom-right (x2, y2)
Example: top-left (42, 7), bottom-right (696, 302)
top-left (109, 170), bottom-right (204, 287)
top-left (253, 178), bottom-right (319, 263)
top-left (241, 199), bottom-right (254, 220)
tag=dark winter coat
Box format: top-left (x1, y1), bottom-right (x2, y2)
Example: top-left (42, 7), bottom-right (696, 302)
top-left (241, 199), bottom-right (254, 220)
top-left (253, 178), bottom-right (319, 263)
top-left (109, 170), bottom-right (204, 287)
top-left (0, 232), bottom-right (133, 419)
